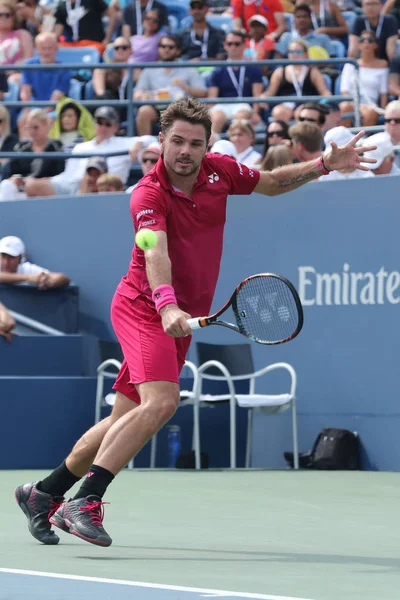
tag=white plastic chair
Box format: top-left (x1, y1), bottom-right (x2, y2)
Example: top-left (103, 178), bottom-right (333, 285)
top-left (191, 343), bottom-right (299, 470)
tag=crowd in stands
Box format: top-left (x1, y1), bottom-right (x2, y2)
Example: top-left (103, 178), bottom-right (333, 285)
top-left (0, 0), bottom-right (396, 197)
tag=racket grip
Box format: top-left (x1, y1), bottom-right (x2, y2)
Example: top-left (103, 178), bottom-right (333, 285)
top-left (187, 317), bottom-right (201, 330)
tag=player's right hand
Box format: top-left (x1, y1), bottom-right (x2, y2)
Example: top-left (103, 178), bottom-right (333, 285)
top-left (160, 304), bottom-right (192, 338)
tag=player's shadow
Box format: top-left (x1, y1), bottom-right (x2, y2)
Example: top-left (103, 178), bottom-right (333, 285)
top-left (76, 547), bottom-right (400, 573)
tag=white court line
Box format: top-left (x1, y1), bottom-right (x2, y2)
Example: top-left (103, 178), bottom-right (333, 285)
top-left (0, 568), bottom-right (317, 600)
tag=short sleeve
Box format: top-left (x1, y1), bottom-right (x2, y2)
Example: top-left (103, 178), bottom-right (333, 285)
top-left (21, 66), bottom-right (33, 86)
top-left (270, 0), bottom-right (284, 12)
top-left (130, 184), bottom-right (168, 234)
top-left (276, 32), bottom-right (290, 55)
top-left (19, 262), bottom-right (48, 275)
top-left (135, 68), bottom-right (152, 91)
top-left (213, 154), bottom-right (260, 195)
top-left (208, 67), bottom-right (221, 88)
top-left (54, 3), bottom-right (67, 25)
top-left (231, 0), bottom-right (242, 20)
top-left (93, 0), bottom-right (108, 14)
top-left (384, 14), bottom-right (398, 36)
top-left (351, 16), bottom-right (364, 36)
top-left (186, 68), bottom-right (206, 89)
top-left (249, 65), bottom-right (263, 84)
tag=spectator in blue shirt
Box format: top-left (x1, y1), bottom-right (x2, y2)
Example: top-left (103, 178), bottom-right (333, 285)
top-left (207, 30), bottom-right (264, 133)
top-left (18, 32), bottom-right (71, 137)
top-left (275, 4), bottom-right (333, 57)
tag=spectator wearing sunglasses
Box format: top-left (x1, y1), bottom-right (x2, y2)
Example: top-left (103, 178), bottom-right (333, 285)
top-left (340, 30), bottom-right (388, 127)
top-left (296, 102), bottom-right (327, 129)
top-left (256, 119), bottom-right (291, 165)
top-left (261, 39), bottom-right (330, 123)
top-left (93, 37), bottom-right (132, 121)
top-left (126, 142), bottom-right (161, 192)
top-left (129, 9), bottom-right (164, 67)
top-left (25, 106), bottom-right (155, 198)
top-left (361, 131), bottom-right (400, 176)
top-left (176, 0), bottom-right (225, 61)
top-left (348, 0), bottom-right (398, 62)
top-left (208, 31), bottom-right (264, 133)
top-left (134, 35), bottom-right (207, 136)
top-left (384, 100), bottom-right (400, 166)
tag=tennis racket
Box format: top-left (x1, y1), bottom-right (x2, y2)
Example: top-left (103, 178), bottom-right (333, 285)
top-left (187, 273), bottom-right (303, 345)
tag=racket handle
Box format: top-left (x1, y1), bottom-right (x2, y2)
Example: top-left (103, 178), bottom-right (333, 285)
top-left (187, 317), bottom-right (201, 330)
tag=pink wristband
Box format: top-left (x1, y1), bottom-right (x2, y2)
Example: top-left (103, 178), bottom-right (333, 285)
top-left (316, 156), bottom-right (330, 176)
top-left (152, 284), bottom-right (177, 313)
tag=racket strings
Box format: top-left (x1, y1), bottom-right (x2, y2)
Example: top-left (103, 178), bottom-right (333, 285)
top-left (234, 276), bottom-right (300, 344)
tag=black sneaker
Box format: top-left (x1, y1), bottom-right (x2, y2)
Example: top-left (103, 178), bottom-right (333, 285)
top-left (51, 495), bottom-right (112, 547)
top-left (15, 482), bottom-right (64, 545)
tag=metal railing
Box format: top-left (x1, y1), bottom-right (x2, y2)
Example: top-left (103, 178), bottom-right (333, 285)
top-left (0, 57), bottom-right (362, 139)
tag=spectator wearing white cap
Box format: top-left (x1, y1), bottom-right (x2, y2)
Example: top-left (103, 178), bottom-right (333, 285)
top-left (232, 0), bottom-right (286, 40)
top-left (0, 236), bottom-right (70, 289)
top-left (25, 107), bottom-right (156, 198)
top-left (384, 100), bottom-right (400, 167)
top-left (126, 143), bottom-right (162, 193)
top-left (319, 127), bottom-right (374, 180)
top-left (244, 15), bottom-right (275, 62)
top-left (209, 139), bottom-right (237, 158)
top-left (361, 132), bottom-right (400, 176)
top-left (78, 156), bottom-right (108, 194)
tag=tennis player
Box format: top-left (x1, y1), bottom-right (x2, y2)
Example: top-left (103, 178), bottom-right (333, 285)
top-left (15, 98), bottom-right (376, 547)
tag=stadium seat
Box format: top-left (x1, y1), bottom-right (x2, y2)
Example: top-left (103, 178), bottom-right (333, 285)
top-left (334, 74), bottom-right (341, 96)
top-left (179, 13), bottom-right (233, 32)
top-left (342, 10), bottom-right (357, 32)
top-left (56, 46), bottom-right (101, 65)
top-left (323, 72), bottom-right (332, 92)
top-left (397, 39), bottom-right (400, 54)
top-left (163, 2), bottom-right (190, 28)
top-left (68, 78), bottom-right (85, 100)
top-left (168, 14), bottom-right (179, 33)
top-left (330, 39), bottom-right (346, 59)
top-left (283, 12), bottom-right (294, 31)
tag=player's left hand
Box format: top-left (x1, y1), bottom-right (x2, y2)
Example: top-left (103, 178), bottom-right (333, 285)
top-left (323, 130), bottom-right (377, 172)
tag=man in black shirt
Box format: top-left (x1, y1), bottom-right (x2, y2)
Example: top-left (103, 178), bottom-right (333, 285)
top-left (122, 0), bottom-right (168, 38)
top-left (54, 0), bottom-right (119, 51)
top-left (176, 0), bottom-right (225, 61)
top-left (348, 0), bottom-right (398, 61)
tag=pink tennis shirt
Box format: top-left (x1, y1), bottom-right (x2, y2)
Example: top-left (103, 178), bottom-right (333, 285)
top-left (117, 153), bottom-right (260, 317)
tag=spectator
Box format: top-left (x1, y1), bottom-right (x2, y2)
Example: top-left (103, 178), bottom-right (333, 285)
top-left (0, 70), bottom-right (7, 99)
top-left (97, 173), bottom-right (125, 192)
top-left (340, 30), bottom-right (388, 127)
top-left (78, 156), bottom-right (108, 193)
top-left (389, 55), bottom-right (400, 97)
top-left (126, 142), bottom-right (161, 192)
top-left (260, 144), bottom-right (293, 170)
top-left (209, 139), bottom-right (237, 157)
top-left (129, 9), bottom-right (164, 70)
top-left (227, 119), bottom-right (261, 166)
top-left (122, 0), bottom-right (168, 39)
top-left (259, 119), bottom-right (291, 164)
top-left (348, 0), bottom-right (398, 62)
top-left (0, 235), bottom-right (71, 288)
top-left (25, 107), bottom-right (153, 197)
top-left (232, 0), bottom-right (286, 40)
top-left (362, 131), bottom-right (400, 175)
top-left (319, 99), bottom-right (342, 132)
top-left (0, 109), bottom-right (65, 201)
top-left (53, 0), bottom-right (120, 54)
top-left (261, 39), bottom-right (331, 123)
top-left (384, 100), bottom-right (400, 166)
top-left (276, 4), bottom-right (332, 58)
top-left (134, 35), bottom-right (207, 136)
top-left (177, 0), bottom-right (225, 61)
top-left (0, 0), bottom-right (33, 68)
top-left (18, 32), bottom-right (71, 136)
top-left (48, 98), bottom-right (96, 152)
top-left (208, 30), bottom-right (264, 133)
top-left (296, 102), bottom-right (327, 129)
top-left (289, 121), bottom-right (323, 162)
top-left (16, 0), bottom-right (53, 38)
top-left (0, 300), bottom-right (15, 339)
top-left (244, 15), bottom-right (275, 62)
top-left (93, 37), bottom-right (132, 121)
top-left (0, 105), bottom-right (19, 168)
top-left (381, 0), bottom-right (400, 30)
top-left (295, 0), bottom-right (348, 38)
top-left (320, 126), bottom-right (374, 179)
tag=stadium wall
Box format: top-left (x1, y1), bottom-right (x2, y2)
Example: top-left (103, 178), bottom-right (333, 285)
top-left (1, 176), bottom-right (399, 471)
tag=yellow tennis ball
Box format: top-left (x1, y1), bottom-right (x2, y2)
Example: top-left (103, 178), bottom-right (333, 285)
top-left (135, 228), bottom-right (157, 250)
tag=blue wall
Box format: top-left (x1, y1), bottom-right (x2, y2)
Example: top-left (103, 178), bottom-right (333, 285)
top-left (1, 176), bottom-right (399, 470)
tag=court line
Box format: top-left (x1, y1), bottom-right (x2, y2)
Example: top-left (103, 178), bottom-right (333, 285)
top-left (0, 568), bottom-right (317, 600)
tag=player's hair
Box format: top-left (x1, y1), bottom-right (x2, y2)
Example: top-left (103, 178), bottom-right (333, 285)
top-left (289, 122), bottom-right (323, 153)
top-left (260, 144), bottom-right (293, 171)
top-left (160, 98), bottom-right (212, 142)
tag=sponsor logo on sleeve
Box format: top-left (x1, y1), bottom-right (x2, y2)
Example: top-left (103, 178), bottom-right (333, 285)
top-left (136, 209), bottom-right (154, 221)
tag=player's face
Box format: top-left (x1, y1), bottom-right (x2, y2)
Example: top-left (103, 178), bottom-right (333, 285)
top-left (0, 252), bottom-right (20, 273)
top-left (160, 120), bottom-right (207, 178)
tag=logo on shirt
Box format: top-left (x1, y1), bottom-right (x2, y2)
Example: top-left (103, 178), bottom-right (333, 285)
top-left (249, 169), bottom-right (254, 177)
top-left (236, 161), bottom-right (244, 176)
top-left (136, 209), bottom-right (154, 220)
top-left (208, 172), bottom-right (220, 184)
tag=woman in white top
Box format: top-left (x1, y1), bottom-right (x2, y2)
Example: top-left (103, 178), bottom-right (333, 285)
top-left (340, 30), bottom-right (388, 127)
top-left (227, 119), bottom-right (261, 167)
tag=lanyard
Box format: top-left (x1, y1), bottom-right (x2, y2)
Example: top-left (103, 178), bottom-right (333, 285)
top-left (66, 0), bottom-right (81, 42)
top-left (227, 66), bottom-right (245, 97)
top-left (119, 72), bottom-right (128, 100)
top-left (311, 0), bottom-right (326, 29)
top-left (365, 14), bottom-right (383, 39)
top-left (288, 65), bottom-right (307, 97)
top-left (136, 0), bottom-right (153, 35)
top-left (238, 147), bottom-right (254, 163)
top-left (190, 27), bottom-right (209, 59)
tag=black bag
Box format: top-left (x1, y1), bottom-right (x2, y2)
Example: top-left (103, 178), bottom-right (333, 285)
top-left (284, 428), bottom-right (360, 470)
top-left (176, 451), bottom-right (209, 469)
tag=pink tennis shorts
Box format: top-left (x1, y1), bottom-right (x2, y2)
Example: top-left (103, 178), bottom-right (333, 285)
top-left (111, 291), bottom-right (192, 404)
